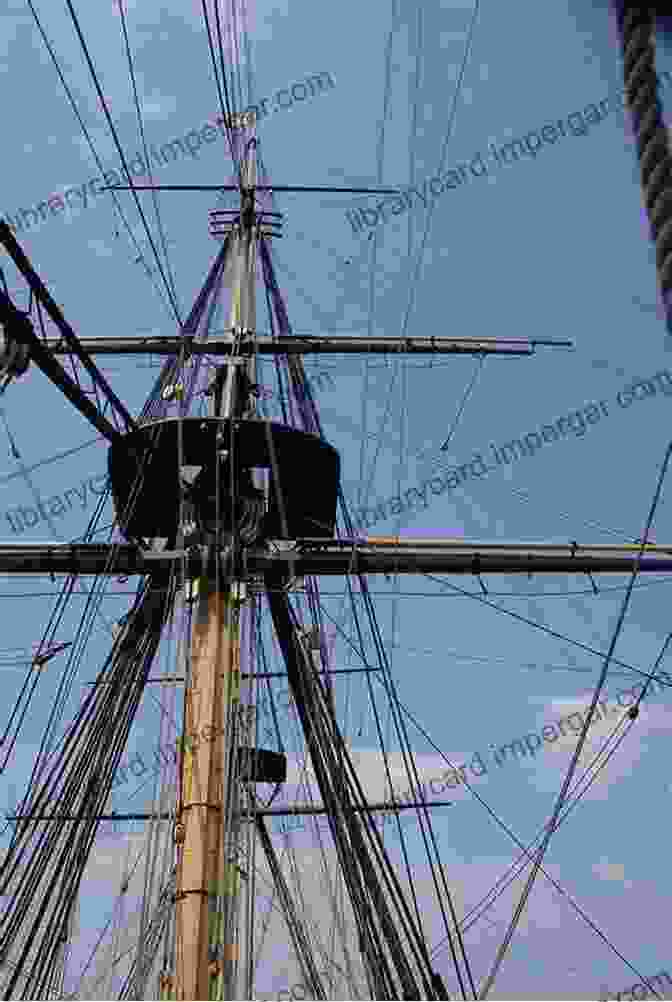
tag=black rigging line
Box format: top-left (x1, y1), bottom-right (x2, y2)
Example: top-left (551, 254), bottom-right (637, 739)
top-left (354, 570), bottom-right (476, 1000)
top-left (417, 696), bottom-right (664, 997)
top-left (61, 0), bottom-right (182, 326)
top-left (423, 574), bottom-right (672, 692)
top-left (479, 441), bottom-right (672, 999)
top-left (23, 0), bottom-right (175, 321)
top-left (0, 436), bottom-right (101, 486)
top-left (467, 718), bottom-right (660, 993)
top-left (266, 580), bottom-right (435, 999)
top-left (317, 601), bottom-right (665, 997)
top-left (259, 245), bottom-right (473, 999)
top-left (213, 0), bottom-right (240, 138)
top-left (258, 246), bottom-right (444, 996)
top-left (117, 873), bottom-right (175, 999)
top-left (288, 559), bottom-right (472, 986)
top-left (200, 0), bottom-right (240, 175)
top-left (0, 428), bottom-right (160, 790)
top-left (356, 0), bottom-right (398, 512)
top-left (0, 233), bottom-right (135, 440)
top-left (431, 647), bottom-right (669, 682)
top-left (0, 409), bottom-right (112, 740)
top-left (459, 716), bottom-right (642, 935)
top-left (315, 592), bottom-right (665, 994)
top-left (255, 815), bottom-right (327, 1001)
top-left (439, 355), bottom-right (486, 453)
top-left (0, 546), bottom-right (104, 778)
top-left (2, 524), bottom-right (115, 787)
top-left (259, 577), bottom-right (672, 601)
top-left (0, 577), bottom-right (174, 999)
top-left (117, 0), bottom-right (181, 314)
top-left (359, 0), bottom-right (481, 506)
top-left (240, 0), bottom-right (254, 112)
top-left (340, 577), bottom-right (434, 990)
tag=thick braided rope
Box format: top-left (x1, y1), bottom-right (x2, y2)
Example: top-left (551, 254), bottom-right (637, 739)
top-left (619, 6), bottom-right (672, 332)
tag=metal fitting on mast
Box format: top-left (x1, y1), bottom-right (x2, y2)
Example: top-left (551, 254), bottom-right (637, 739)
top-left (0, 309), bottom-right (30, 392)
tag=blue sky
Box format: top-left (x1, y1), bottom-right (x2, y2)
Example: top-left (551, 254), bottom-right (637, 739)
top-left (1, 0), bottom-right (672, 998)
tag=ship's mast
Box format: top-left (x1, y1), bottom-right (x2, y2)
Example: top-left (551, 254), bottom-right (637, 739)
top-left (173, 141), bottom-right (257, 1002)
top-left (0, 9), bottom-right (671, 998)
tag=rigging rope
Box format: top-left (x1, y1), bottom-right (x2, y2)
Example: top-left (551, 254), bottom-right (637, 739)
top-left (255, 815), bottom-right (327, 1001)
top-left (265, 575), bottom-right (457, 1000)
top-left (63, 0), bottom-right (183, 326)
top-left (117, 0), bottom-right (181, 315)
top-left (257, 234), bottom-right (476, 997)
top-left (0, 577), bottom-right (174, 1000)
top-left (618, 5), bottom-right (672, 332)
top-left (23, 0), bottom-right (177, 322)
top-left (477, 437), bottom-right (672, 999)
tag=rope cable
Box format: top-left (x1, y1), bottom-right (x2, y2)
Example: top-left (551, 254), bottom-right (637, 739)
top-left (24, 0), bottom-right (176, 321)
top-left (618, 5), bottom-right (672, 333)
top-left (478, 440), bottom-right (672, 998)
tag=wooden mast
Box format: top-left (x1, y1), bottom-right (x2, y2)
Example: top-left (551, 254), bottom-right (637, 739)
top-left (173, 138), bottom-right (257, 1002)
top-left (174, 585), bottom-right (242, 1001)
